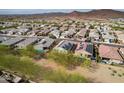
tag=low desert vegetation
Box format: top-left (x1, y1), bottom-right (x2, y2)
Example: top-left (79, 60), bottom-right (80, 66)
top-left (43, 69), bottom-right (88, 83)
top-left (18, 45), bottom-right (38, 57)
top-left (108, 67), bottom-right (124, 77)
top-left (48, 50), bottom-right (91, 69)
top-left (0, 55), bottom-right (88, 82)
top-left (0, 25), bottom-right (17, 30)
top-left (111, 26), bottom-right (124, 31)
top-left (0, 45), bottom-right (88, 82)
top-left (0, 55), bottom-right (43, 80)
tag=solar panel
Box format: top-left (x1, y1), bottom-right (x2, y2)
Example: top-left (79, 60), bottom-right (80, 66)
top-left (86, 44), bottom-right (93, 54)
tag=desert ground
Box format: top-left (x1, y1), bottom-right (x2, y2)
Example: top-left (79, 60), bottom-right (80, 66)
top-left (35, 59), bottom-right (124, 83)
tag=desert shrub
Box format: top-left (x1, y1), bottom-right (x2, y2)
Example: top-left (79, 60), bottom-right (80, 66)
top-left (0, 45), bottom-right (89, 82)
top-left (44, 70), bottom-right (88, 83)
top-left (0, 54), bottom-right (89, 82)
top-left (108, 67), bottom-right (111, 70)
top-left (0, 45), bottom-right (11, 55)
top-left (0, 55), bottom-right (43, 79)
top-left (112, 70), bottom-right (117, 73)
top-left (111, 26), bottom-right (124, 31)
top-left (122, 73), bottom-right (124, 76)
top-left (118, 74), bottom-right (122, 77)
top-left (19, 45), bottom-right (37, 57)
top-left (48, 50), bottom-right (91, 68)
top-left (81, 58), bottom-right (91, 67)
top-left (111, 73), bottom-right (115, 76)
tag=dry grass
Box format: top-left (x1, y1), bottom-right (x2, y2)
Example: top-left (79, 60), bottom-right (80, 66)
top-left (36, 59), bottom-right (124, 83)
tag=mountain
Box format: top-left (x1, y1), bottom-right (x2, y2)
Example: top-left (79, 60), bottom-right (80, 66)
top-left (67, 9), bottom-right (124, 19)
top-left (35, 9), bottom-right (124, 19)
top-left (0, 9), bottom-right (124, 19)
top-left (81, 9), bottom-right (124, 19)
top-left (68, 11), bottom-right (82, 17)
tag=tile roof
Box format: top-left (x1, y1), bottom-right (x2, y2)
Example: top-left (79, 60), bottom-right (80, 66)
top-left (99, 45), bottom-right (123, 61)
top-left (76, 28), bottom-right (87, 37)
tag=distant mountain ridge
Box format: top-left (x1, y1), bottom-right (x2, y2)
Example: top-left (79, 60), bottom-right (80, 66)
top-left (0, 9), bottom-right (124, 19)
top-left (67, 9), bottom-right (124, 19)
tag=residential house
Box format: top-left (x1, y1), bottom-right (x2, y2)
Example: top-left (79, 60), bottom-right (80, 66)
top-left (54, 40), bottom-right (77, 52)
top-left (118, 35), bottom-right (124, 43)
top-left (37, 30), bottom-right (51, 36)
top-left (75, 28), bottom-right (88, 39)
top-left (118, 48), bottom-right (124, 61)
top-left (101, 32), bottom-right (116, 43)
top-left (1, 37), bottom-right (24, 47)
top-left (34, 37), bottom-right (55, 52)
top-left (99, 44), bottom-right (124, 64)
top-left (16, 28), bottom-right (30, 35)
top-left (50, 27), bottom-right (58, 31)
top-left (60, 29), bottom-right (76, 38)
top-left (49, 30), bottom-right (60, 38)
top-left (0, 37), bottom-right (10, 43)
top-left (114, 31), bottom-right (124, 43)
top-left (75, 42), bottom-right (93, 58)
top-left (89, 30), bottom-right (99, 41)
top-left (99, 27), bottom-right (116, 43)
top-left (16, 37), bottom-right (38, 49)
top-left (0, 28), bottom-right (18, 35)
top-left (26, 30), bottom-right (40, 36)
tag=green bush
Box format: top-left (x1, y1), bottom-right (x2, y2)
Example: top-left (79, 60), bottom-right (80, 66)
top-left (0, 55), bottom-right (88, 82)
top-left (81, 58), bottom-right (91, 67)
top-left (111, 26), bottom-right (124, 31)
top-left (0, 55), bottom-right (45, 80)
top-left (0, 45), bottom-right (20, 55)
top-left (0, 45), bottom-right (89, 82)
top-left (0, 25), bottom-right (17, 30)
top-left (0, 45), bottom-right (10, 54)
top-left (18, 45), bottom-right (39, 58)
top-left (44, 70), bottom-right (88, 83)
top-left (48, 50), bottom-right (91, 68)
top-left (0, 45), bottom-right (37, 57)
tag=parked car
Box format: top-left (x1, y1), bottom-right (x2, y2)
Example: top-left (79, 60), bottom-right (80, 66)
top-left (101, 60), bottom-right (110, 64)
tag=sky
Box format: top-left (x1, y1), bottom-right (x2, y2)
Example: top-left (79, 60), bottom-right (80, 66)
top-left (0, 9), bottom-right (92, 14)
top-left (0, 9), bottom-right (124, 15)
